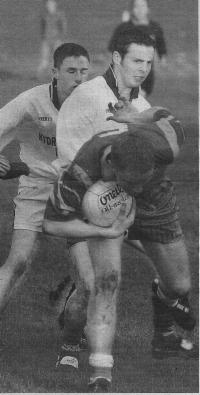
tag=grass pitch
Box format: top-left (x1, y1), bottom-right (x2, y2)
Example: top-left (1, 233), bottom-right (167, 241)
top-left (0, 0), bottom-right (198, 392)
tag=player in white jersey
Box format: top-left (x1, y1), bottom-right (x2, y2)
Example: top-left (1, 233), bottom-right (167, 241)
top-left (0, 43), bottom-right (90, 316)
top-left (55, 35), bottom-right (152, 164)
top-left (53, 29), bottom-right (196, 392)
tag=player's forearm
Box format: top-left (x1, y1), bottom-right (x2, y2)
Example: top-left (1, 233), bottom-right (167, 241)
top-left (43, 218), bottom-right (112, 239)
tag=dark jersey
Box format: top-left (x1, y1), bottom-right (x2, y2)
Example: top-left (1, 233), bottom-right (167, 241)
top-left (45, 107), bottom-right (184, 222)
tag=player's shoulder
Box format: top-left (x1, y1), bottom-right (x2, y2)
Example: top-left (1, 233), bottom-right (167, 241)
top-left (17, 84), bottom-right (49, 102)
top-left (75, 76), bottom-right (106, 94)
top-left (61, 76), bottom-right (106, 108)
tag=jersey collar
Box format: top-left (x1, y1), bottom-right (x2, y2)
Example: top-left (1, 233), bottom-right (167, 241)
top-left (49, 78), bottom-right (60, 110)
top-left (103, 64), bottom-right (139, 101)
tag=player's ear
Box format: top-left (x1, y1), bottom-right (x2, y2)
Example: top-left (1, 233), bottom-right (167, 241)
top-left (52, 67), bottom-right (59, 80)
top-left (106, 153), bottom-right (112, 165)
top-left (112, 51), bottom-right (122, 66)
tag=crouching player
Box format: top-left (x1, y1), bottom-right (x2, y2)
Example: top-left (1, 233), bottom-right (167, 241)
top-left (108, 101), bottom-right (197, 356)
top-left (43, 130), bottom-right (155, 392)
top-left (43, 106), bottom-right (197, 392)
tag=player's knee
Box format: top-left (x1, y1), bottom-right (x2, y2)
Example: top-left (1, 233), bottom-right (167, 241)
top-left (168, 276), bottom-right (191, 297)
top-left (95, 270), bottom-right (120, 294)
top-left (174, 277), bottom-right (191, 297)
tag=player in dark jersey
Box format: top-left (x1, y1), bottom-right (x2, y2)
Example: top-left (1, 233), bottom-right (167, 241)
top-left (43, 106), bottom-right (197, 392)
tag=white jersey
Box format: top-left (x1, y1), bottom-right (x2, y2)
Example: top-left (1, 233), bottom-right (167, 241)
top-left (0, 84), bottom-right (59, 185)
top-left (55, 71), bottom-right (150, 166)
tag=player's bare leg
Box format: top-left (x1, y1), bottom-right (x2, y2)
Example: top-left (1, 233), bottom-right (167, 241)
top-left (56, 241), bottom-right (94, 369)
top-left (141, 238), bottom-right (197, 357)
top-left (0, 229), bottom-right (37, 314)
top-left (86, 236), bottom-right (123, 391)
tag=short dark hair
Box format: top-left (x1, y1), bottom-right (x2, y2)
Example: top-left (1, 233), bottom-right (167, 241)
top-left (112, 26), bottom-right (155, 58)
top-left (53, 43), bottom-right (90, 68)
top-left (111, 131), bottom-right (155, 175)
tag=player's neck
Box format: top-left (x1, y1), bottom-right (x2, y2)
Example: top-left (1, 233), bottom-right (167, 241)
top-left (57, 89), bottom-right (69, 107)
top-left (113, 68), bottom-right (132, 100)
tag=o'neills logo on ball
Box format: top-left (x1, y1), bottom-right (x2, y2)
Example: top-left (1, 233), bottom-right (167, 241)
top-left (99, 184), bottom-right (124, 205)
top-left (98, 184), bottom-right (128, 214)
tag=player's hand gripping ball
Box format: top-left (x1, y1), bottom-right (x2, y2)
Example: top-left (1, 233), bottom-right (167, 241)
top-left (82, 180), bottom-right (134, 227)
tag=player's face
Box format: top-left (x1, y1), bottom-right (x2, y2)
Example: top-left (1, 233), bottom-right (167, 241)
top-left (54, 55), bottom-right (90, 100)
top-left (115, 167), bottom-right (154, 196)
top-left (116, 43), bottom-right (154, 89)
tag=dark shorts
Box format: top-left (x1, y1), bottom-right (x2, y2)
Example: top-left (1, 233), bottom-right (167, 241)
top-left (128, 179), bottom-right (183, 244)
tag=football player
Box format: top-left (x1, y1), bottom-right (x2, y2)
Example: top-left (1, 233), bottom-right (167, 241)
top-left (43, 106), bottom-right (197, 392)
top-left (51, 28), bottom-right (196, 391)
top-left (0, 43), bottom-right (90, 319)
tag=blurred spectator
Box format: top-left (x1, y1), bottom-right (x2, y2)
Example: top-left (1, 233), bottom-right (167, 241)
top-left (108, 0), bottom-right (167, 97)
top-left (121, 9), bottom-right (131, 22)
top-left (37, 0), bottom-right (67, 77)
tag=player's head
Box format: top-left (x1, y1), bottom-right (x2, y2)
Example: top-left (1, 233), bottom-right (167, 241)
top-left (110, 132), bottom-right (155, 195)
top-left (112, 27), bottom-right (155, 89)
top-left (45, 0), bottom-right (57, 14)
top-left (130, 0), bottom-right (150, 22)
top-left (53, 43), bottom-right (90, 103)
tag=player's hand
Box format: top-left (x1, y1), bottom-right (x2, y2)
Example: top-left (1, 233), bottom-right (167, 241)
top-left (107, 98), bottom-right (140, 123)
top-left (101, 200), bottom-right (136, 239)
top-left (107, 99), bottom-right (168, 125)
top-left (0, 155), bottom-right (10, 177)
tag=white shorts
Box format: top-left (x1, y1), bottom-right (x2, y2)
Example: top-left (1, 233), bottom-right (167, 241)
top-left (14, 182), bottom-right (54, 232)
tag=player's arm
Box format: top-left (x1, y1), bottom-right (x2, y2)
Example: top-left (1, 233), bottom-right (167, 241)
top-left (107, 99), bottom-right (166, 124)
top-left (0, 155), bottom-right (30, 179)
top-left (43, 195), bottom-right (136, 240)
top-left (0, 93), bottom-right (30, 152)
top-left (0, 154), bottom-right (10, 177)
top-left (107, 101), bottom-right (185, 160)
top-left (0, 161), bottom-right (30, 179)
top-left (43, 206), bottom-right (135, 240)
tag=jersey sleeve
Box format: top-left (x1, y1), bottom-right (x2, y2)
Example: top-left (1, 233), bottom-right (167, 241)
top-left (128, 107), bottom-right (185, 165)
top-left (0, 92), bottom-right (32, 152)
top-left (56, 87), bottom-right (97, 164)
top-left (44, 166), bottom-right (87, 223)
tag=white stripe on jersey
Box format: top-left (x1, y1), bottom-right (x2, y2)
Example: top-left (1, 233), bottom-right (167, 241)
top-left (156, 117), bottom-right (179, 158)
top-left (99, 129), bottom-right (125, 138)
